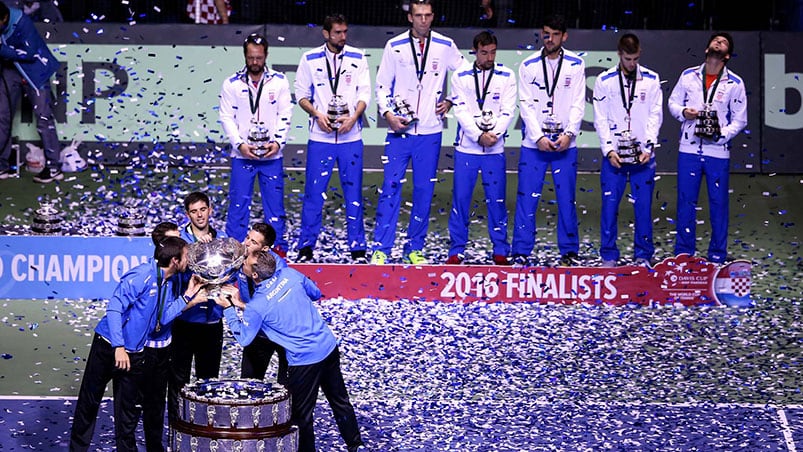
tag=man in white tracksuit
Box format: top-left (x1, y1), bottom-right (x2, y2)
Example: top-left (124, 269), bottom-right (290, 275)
top-left (294, 13), bottom-right (371, 263)
top-left (370, 0), bottom-right (464, 265)
top-left (668, 32), bottom-right (747, 264)
top-left (446, 31), bottom-right (517, 265)
top-left (220, 33), bottom-right (293, 251)
top-left (512, 13), bottom-right (586, 267)
top-left (592, 33), bottom-right (663, 267)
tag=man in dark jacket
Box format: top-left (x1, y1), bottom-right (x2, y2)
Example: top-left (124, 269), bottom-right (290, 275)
top-left (0, 2), bottom-right (62, 182)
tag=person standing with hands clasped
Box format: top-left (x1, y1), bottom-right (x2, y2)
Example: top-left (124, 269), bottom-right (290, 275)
top-left (220, 33), bottom-right (293, 254)
top-left (512, 14), bottom-right (586, 267)
top-left (668, 32), bottom-right (747, 264)
top-left (446, 31), bottom-right (517, 266)
top-left (370, 0), bottom-right (464, 265)
top-left (592, 33), bottom-right (663, 268)
top-left (295, 13), bottom-right (371, 264)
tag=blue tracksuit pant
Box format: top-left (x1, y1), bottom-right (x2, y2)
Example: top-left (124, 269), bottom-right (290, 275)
top-left (225, 157), bottom-right (287, 248)
top-left (512, 145), bottom-right (579, 256)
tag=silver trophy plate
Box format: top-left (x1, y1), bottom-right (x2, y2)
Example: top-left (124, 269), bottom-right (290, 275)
top-left (247, 120), bottom-right (271, 155)
top-left (541, 114), bottom-right (564, 141)
top-left (695, 104), bottom-right (721, 139)
top-left (388, 94), bottom-right (418, 125)
top-left (326, 94), bottom-right (350, 130)
top-left (187, 238), bottom-right (247, 291)
top-left (476, 110), bottom-right (497, 132)
top-left (616, 130), bottom-right (642, 165)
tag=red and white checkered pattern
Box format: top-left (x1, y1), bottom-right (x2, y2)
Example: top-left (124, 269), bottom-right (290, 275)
top-left (730, 277), bottom-right (751, 297)
top-left (186, 0), bottom-right (231, 24)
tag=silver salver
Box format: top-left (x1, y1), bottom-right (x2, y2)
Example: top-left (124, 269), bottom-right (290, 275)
top-left (541, 113), bottom-right (564, 141)
top-left (187, 238), bottom-right (247, 299)
top-left (387, 94), bottom-right (418, 125)
top-left (326, 94), bottom-right (350, 130)
top-left (694, 103), bottom-right (721, 139)
top-left (476, 109), bottom-right (497, 132)
top-left (247, 119), bottom-right (271, 156)
top-left (615, 130), bottom-right (642, 165)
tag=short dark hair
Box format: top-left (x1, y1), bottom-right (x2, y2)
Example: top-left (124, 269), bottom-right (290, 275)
top-left (183, 191), bottom-right (210, 212)
top-left (151, 221), bottom-right (179, 248)
top-left (252, 222), bottom-right (276, 247)
top-left (0, 3), bottom-right (9, 21)
top-left (251, 250), bottom-right (277, 281)
top-left (409, 0), bottom-right (434, 14)
top-left (473, 31), bottom-right (497, 50)
top-left (618, 33), bottom-right (640, 54)
top-left (708, 31), bottom-right (734, 58)
top-left (243, 33), bottom-right (268, 54)
top-left (155, 236), bottom-right (187, 267)
top-left (543, 13), bottom-right (567, 33)
top-left (323, 13), bottom-right (347, 32)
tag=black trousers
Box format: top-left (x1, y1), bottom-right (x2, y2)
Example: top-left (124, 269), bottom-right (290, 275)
top-left (287, 346), bottom-right (363, 452)
top-left (69, 334), bottom-right (146, 452)
top-left (142, 345), bottom-right (171, 452)
top-left (168, 319), bottom-right (222, 423)
top-left (241, 333), bottom-right (289, 385)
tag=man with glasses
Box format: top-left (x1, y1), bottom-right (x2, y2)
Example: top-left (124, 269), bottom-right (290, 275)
top-left (370, 0), bottom-right (464, 265)
top-left (220, 33), bottom-right (293, 255)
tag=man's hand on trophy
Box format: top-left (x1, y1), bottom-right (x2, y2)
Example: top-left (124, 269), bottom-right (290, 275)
top-left (478, 132), bottom-right (498, 148)
top-left (536, 136), bottom-right (558, 152)
top-left (315, 113), bottom-right (334, 134)
top-left (385, 112), bottom-right (410, 133)
top-left (336, 114), bottom-right (358, 134)
top-left (607, 151), bottom-right (623, 169)
top-left (682, 107), bottom-right (699, 120)
top-left (637, 150), bottom-right (651, 165)
top-left (238, 143), bottom-right (261, 160)
top-left (262, 142), bottom-right (280, 159)
top-left (213, 285), bottom-right (244, 309)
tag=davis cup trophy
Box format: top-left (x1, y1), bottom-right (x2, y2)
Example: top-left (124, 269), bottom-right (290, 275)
top-left (187, 238), bottom-right (247, 299)
top-left (541, 113), bottom-right (563, 142)
top-left (476, 110), bottom-right (497, 132)
top-left (695, 103), bottom-right (721, 140)
top-left (326, 94), bottom-right (350, 130)
top-left (387, 94), bottom-right (418, 125)
top-left (247, 119), bottom-right (271, 157)
top-left (615, 130), bottom-right (642, 165)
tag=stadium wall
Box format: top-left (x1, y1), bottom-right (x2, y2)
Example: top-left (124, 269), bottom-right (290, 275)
top-left (10, 24), bottom-right (803, 173)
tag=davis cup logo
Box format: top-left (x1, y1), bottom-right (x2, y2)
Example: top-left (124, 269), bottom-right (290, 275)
top-left (713, 260), bottom-right (753, 307)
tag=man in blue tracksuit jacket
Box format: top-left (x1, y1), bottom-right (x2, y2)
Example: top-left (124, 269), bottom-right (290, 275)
top-left (216, 251), bottom-right (364, 452)
top-left (0, 2), bottom-right (62, 182)
top-left (69, 237), bottom-right (206, 452)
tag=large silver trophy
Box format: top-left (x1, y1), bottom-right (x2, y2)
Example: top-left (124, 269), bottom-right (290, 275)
top-left (476, 109), bottom-right (497, 132)
top-left (694, 103), bottom-right (721, 140)
top-left (615, 130), bottom-right (642, 165)
top-left (541, 113), bottom-right (563, 141)
top-left (387, 94), bottom-right (418, 125)
top-left (31, 198), bottom-right (63, 235)
top-left (326, 94), bottom-right (350, 130)
top-left (187, 238), bottom-right (247, 299)
top-left (247, 119), bottom-right (271, 156)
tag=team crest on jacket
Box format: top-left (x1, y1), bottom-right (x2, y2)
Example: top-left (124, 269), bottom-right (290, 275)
top-left (345, 73), bottom-right (352, 85)
top-left (564, 76), bottom-right (571, 88)
top-left (640, 92), bottom-right (646, 102)
top-left (432, 59), bottom-right (439, 71)
top-left (269, 91), bottom-right (276, 102)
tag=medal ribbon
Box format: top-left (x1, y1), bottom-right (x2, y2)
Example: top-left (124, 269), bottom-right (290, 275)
top-left (617, 67), bottom-right (637, 130)
top-left (473, 65), bottom-right (494, 110)
top-left (325, 50), bottom-right (341, 95)
top-left (701, 65), bottom-right (724, 105)
top-left (541, 48), bottom-right (564, 113)
top-left (408, 30), bottom-right (431, 85)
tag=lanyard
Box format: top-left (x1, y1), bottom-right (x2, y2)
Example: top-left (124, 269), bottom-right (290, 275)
top-left (248, 76), bottom-right (265, 116)
top-left (408, 30), bottom-right (431, 85)
top-left (155, 268), bottom-right (167, 333)
top-left (325, 49), bottom-right (341, 95)
top-left (617, 67), bottom-right (637, 128)
top-left (473, 65), bottom-right (494, 110)
top-left (541, 48), bottom-right (564, 107)
top-left (702, 66), bottom-right (724, 105)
